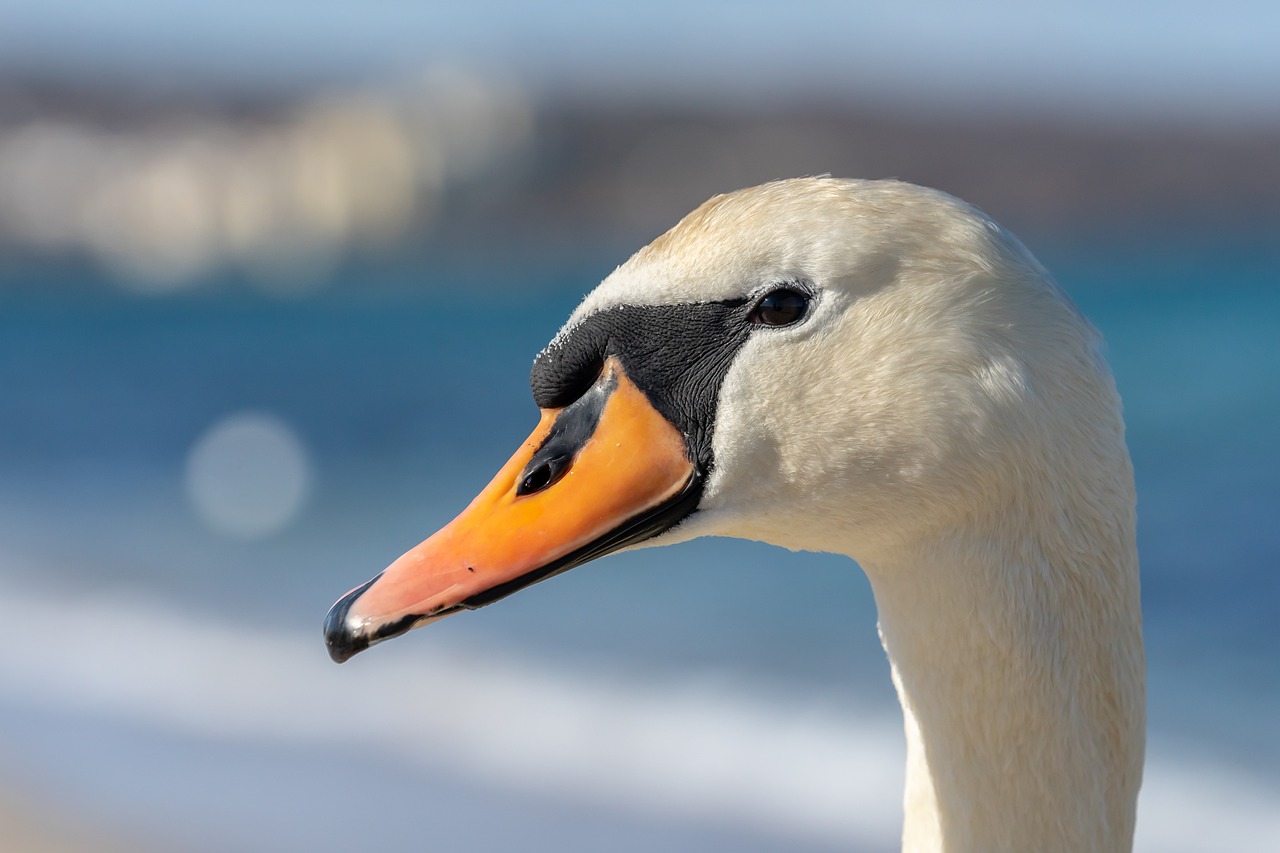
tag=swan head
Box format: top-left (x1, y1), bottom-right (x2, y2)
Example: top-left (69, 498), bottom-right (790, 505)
top-left (325, 177), bottom-right (1119, 662)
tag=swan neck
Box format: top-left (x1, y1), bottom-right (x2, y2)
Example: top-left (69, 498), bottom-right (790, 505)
top-left (863, 518), bottom-right (1144, 853)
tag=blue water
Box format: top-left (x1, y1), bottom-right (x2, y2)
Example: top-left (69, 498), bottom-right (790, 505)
top-left (1, 232), bottom-right (1277, 851)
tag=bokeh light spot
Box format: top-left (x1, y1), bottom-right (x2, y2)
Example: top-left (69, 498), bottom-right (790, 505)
top-left (185, 412), bottom-right (312, 539)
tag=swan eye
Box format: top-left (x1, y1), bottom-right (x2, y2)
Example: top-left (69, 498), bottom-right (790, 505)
top-left (749, 288), bottom-right (809, 327)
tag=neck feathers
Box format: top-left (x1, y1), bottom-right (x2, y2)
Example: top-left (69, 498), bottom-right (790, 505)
top-left (866, 447), bottom-right (1144, 852)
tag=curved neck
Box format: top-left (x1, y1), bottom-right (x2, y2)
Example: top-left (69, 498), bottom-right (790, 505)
top-left (860, 510), bottom-right (1144, 853)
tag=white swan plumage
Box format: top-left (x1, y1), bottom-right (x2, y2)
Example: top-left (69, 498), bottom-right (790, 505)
top-left (326, 177), bottom-right (1145, 852)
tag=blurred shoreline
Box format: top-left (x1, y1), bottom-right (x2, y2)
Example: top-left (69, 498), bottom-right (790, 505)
top-left (3, 71), bottom-right (1279, 293)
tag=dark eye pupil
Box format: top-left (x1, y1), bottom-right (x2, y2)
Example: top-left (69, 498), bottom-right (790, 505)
top-left (751, 288), bottom-right (808, 326)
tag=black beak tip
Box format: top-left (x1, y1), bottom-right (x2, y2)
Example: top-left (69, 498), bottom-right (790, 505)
top-left (323, 577), bottom-right (378, 664)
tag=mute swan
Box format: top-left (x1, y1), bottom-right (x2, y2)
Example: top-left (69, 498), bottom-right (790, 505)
top-left (325, 178), bottom-right (1144, 852)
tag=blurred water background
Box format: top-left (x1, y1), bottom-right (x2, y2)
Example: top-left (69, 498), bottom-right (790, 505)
top-left (1, 3), bottom-right (1279, 851)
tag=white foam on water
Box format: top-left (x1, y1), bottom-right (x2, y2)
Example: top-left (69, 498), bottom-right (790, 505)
top-left (1135, 752), bottom-right (1280, 851)
top-left (0, 580), bottom-right (902, 849)
top-left (1, 579), bottom-right (1276, 850)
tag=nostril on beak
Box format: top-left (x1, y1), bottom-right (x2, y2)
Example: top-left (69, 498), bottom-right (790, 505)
top-left (518, 366), bottom-right (617, 498)
top-left (517, 453), bottom-right (572, 496)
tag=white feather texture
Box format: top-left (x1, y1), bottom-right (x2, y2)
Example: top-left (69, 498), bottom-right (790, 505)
top-left (561, 178), bottom-right (1144, 852)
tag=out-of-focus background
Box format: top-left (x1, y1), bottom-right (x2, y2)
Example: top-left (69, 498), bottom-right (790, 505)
top-left (1, 2), bottom-right (1278, 851)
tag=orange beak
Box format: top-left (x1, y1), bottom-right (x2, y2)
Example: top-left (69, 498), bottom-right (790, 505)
top-left (324, 358), bottom-right (699, 662)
